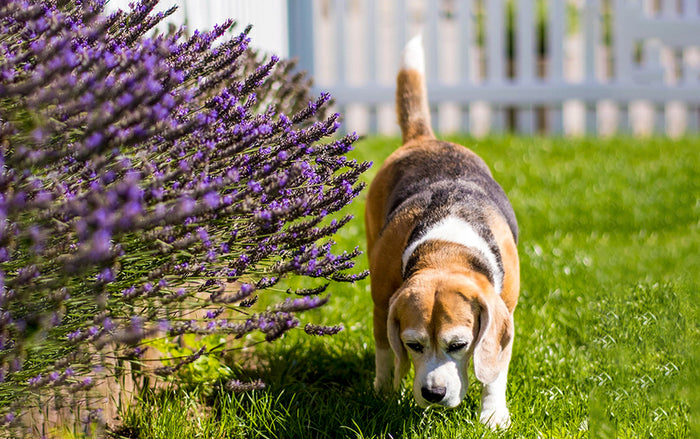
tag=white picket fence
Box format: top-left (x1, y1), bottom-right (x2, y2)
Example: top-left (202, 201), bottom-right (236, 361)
top-left (290, 0), bottom-right (700, 136)
top-left (106, 0), bottom-right (700, 136)
top-left (105, 0), bottom-right (289, 57)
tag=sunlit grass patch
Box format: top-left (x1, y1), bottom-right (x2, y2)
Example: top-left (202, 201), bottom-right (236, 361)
top-left (115, 135), bottom-right (699, 438)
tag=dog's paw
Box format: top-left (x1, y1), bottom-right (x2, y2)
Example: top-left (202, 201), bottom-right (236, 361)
top-left (373, 376), bottom-right (392, 394)
top-left (479, 407), bottom-right (511, 430)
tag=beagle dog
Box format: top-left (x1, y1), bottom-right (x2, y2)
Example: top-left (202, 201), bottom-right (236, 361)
top-left (364, 35), bottom-right (519, 429)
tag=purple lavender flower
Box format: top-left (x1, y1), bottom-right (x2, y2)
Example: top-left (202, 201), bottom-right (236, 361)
top-left (0, 0), bottom-right (368, 431)
top-left (202, 191), bottom-right (219, 208)
top-left (96, 267), bottom-right (115, 283)
top-left (67, 330), bottom-right (82, 342)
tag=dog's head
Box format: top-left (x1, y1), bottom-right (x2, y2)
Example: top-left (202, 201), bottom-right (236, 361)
top-left (387, 269), bottom-right (513, 408)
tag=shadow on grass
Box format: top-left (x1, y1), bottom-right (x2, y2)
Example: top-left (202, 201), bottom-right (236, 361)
top-left (217, 340), bottom-right (416, 438)
top-left (213, 339), bottom-right (482, 438)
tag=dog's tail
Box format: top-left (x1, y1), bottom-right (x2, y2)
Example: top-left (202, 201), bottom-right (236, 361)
top-left (396, 35), bottom-right (434, 143)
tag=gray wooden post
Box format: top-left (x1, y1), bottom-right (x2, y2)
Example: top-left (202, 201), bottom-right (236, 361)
top-left (287, 0), bottom-right (315, 77)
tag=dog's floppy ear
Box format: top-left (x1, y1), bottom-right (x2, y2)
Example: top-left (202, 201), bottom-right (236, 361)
top-left (473, 293), bottom-right (513, 384)
top-left (387, 297), bottom-right (409, 390)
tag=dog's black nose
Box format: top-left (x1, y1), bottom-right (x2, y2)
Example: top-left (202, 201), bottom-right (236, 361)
top-left (421, 386), bottom-right (446, 403)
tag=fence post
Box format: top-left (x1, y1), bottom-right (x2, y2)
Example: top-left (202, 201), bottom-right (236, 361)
top-left (683, 0), bottom-right (699, 17)
top-left (364, 0), bottom-right (377, 133)
top-left (583, 0), bottom-right (600, 135)
top-left (516, 0), bottom-right (535, 134)
top-left (457, 0), bottom-right (474, 133)
top-left (487, 0), bottom-right (506, 133)
top-left (548, 0), bottom-right (565, 135)
top-left (287, 0), bottom-right (315, 77)
top-left (613, 0), bottom-right (633, 134)
top-left (427, 0), bottom-right (441, 133)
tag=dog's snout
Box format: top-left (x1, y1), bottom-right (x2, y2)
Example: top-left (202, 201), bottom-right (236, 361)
top-left (421, 385), bottom-right (447, 403)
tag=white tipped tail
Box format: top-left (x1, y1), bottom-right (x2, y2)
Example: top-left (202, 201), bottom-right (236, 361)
top-left (396, 35), bottom-right (434, 143)
top-left (401, 34), bottom-right (425, 74)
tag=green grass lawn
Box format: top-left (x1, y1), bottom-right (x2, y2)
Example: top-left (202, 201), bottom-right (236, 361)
top-left (116, 136), bottom-right (699, 438)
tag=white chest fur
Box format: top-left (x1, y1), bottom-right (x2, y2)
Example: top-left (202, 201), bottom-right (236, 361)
top-left (401, 216), bottom-right (503, 294)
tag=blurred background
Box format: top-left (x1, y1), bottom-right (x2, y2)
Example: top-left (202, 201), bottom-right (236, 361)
top-left (106, 0), bottom-right (700, 137)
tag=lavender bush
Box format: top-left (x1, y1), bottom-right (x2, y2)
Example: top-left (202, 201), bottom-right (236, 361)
top-left (0, 0), bottom-right (368, 432)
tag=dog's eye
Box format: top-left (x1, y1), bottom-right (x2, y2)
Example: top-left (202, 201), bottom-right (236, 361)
top-left (405, 342), bottom-right (424, 353)
top-left (447, 342), bottom-right (468, 353)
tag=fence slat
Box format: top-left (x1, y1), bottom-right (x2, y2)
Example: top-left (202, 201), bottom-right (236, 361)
top-left (333, 0), bottom-right (347, 132)
top-left (516, 0), bottom-right (535, 133)
top-left (487, 0), bottom-right (506, 133)
top-left (366, 0), bottom-right (378, 133)
top-left (583, 0), bottom-right (600, 134)
top-left (548, 0), bottom-right (565, 81)
top-left (661, 0), bottom-right (677, 16)
top-left (396, 0), bottom-right (408, 71)
top-left (487, 0), bottom-right (505, 83)
top-left (366, 0), bottom-right (377, 83)
top-left (457, 0), bottom-right (473, 84)
top-left (457, 0), bottom-right (473, 132)
top-left (613, 0), bottom-right (633, 133)
top-left (548, 0), bottom-right (565, 134)
top-left (517, 0), bottom-right (535, 83)
top-left (427, 0), bottom-right (440, 81)
top-left (613, 0), bottom-right (634, 81)
top-left (683, 0), bottom-right (699, 17)
top-left (287, 0), bottom-right (315, 76)
top-left (334, 0), bottom-right (347, 84)
top-left (583, 0), bottom-right (599, 83)
top-left (427, 0), bottom-right (441, 132)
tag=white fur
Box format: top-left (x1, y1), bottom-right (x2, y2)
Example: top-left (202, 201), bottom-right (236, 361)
top-left (479, 366), bottom-right (511, 429)
top-left (374, 347), bottom-right (394, 392)
top-left (414, 354), bottom-right (466, 408)
top-left (401, 216), bottom-right (503, 293)
top-left (401, 34), bottom-right (425, 74)
top-left (404, 327), bottom-right (472, 408)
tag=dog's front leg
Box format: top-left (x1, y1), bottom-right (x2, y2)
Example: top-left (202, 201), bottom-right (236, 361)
top-left (374, 345), bottom-right (394, 392)
top-left (479, 366), bottom-right (511, 429)
top-left (373, 303), bottom-right (394, 392)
